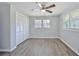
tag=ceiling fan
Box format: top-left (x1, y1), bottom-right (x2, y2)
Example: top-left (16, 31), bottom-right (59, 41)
top-left (36, 2), bottom-right (56, 13)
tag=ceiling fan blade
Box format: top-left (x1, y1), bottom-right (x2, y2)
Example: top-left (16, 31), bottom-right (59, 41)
top-left (44, 4), bottom-right (55, 9)
top-left (36, 2), bottom-right (42, 8)
top-left (38, 3), bottom-right (42, 8)
top-left (46, 10), bottom-right (52, 13)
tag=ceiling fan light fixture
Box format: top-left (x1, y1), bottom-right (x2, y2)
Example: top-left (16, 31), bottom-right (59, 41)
top-left (41, 9), bottom-right (45, 12)
top-left (36, 2), bottom-right (55, 13)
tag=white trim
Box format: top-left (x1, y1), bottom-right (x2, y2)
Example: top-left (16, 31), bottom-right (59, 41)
top-left (10, 46), bottom-right (16, 52)
top-left (0, 49), bottom-right (10, 52)
top-left (59, 37), bottom-right (79, 56)
top-left (64, 29), bottom-right (79, 33)
top-left (16, 37), bottom-right (30, 46)
top-left (29, 36), bottom-right (60, 39)
top-left (0, 47), bottom-right (16, 52)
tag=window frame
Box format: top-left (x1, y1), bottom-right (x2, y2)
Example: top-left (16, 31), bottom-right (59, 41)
top-left (63, 8), bottom-right (79, 31)
top-left (34, 20), bottom-right (42, 28)
top-left (43, 20), bottom-right (50, 28)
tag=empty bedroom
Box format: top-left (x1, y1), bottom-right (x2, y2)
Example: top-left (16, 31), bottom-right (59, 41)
top-left (0, 2), bottom-right (79, 56)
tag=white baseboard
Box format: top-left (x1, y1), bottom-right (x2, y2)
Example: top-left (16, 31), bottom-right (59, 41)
top-left (0, 47), bottom-right (16, 52)
top-left (10, 46), bottom-right (16, 52)
top-left (59, 37), bottom-right (79, 56)
top-left (29, 36), bottom-right (60, 39)
top-left (0, 49), bottom-right (10, 52)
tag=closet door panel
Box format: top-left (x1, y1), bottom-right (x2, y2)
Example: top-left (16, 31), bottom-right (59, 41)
top-left (16, 13), bottom-right (21, 45)
top-left (24, 16), bottom-right (29, 40)
top-left (16, 12), bottom-right (29, 46)
top-left (16, 13), bottom-right (24, 45)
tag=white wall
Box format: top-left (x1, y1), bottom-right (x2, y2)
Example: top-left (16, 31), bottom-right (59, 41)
top-left (29, 16), bottom-right (60, 38)
top-left (0, 3), bottom-right (17, 51)
top-left (0, 3), bottom-right (10, 51)
top-left (59, 3), bottom-right (79, 54)
top-left (0, 3), bottom-right (29, 52)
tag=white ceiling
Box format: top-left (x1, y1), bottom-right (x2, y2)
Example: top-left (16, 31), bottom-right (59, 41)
top-left (10, 2), bottom-right (79, 16)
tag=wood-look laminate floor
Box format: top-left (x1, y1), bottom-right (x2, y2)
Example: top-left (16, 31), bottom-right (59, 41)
top-left (0, 38), bottom-right (78, 56)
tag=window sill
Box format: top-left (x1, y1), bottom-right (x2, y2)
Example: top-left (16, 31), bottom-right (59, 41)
top-left (63, 28), bottom-right (79, 32)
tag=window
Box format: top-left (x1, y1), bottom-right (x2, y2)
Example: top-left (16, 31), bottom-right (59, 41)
top-left (63, 8), bottom-right (79, 30)
top-left (34, 20), bottom-right (42, 28)
top-left (70, 9), bottom-right (79, 29)
top-left (34, 19), bottom-right (50, 28)
top-left (43, 20), bottom-right (50, 28)
top-left (63, 14), bottom-right (70, 28)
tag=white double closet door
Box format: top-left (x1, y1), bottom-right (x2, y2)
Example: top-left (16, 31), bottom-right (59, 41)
top-left (16, 12), bottom-right (28, 46)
